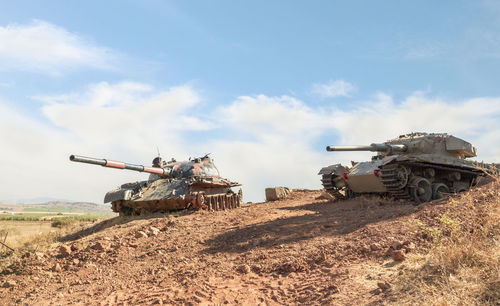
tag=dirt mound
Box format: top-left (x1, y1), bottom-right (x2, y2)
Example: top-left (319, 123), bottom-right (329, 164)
top-left (0, 183), bottom-right (498, 305)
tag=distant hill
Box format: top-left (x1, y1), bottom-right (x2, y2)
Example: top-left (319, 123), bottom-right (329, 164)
top-left (0, 197), bottom-right (75, 204)
top-left (0, 201), bottom-right (115, 216)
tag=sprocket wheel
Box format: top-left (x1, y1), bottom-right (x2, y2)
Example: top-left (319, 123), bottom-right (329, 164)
top-left (380, 163), bottom-right (411, 200)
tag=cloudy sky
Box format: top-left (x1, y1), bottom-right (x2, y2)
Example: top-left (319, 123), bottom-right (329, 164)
top-left (0, 1), bottom-right (499, 203)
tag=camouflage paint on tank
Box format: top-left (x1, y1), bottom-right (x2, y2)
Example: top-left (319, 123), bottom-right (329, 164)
top-left (70, 154), bottom-right (242, 215)
top-left (168, 156), bottom-right (221, 178)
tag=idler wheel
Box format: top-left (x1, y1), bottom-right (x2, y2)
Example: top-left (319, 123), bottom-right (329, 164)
top-left (409, 177), bottom-right (432, 204)
top-left (432, 183), bottom-right (449, 200)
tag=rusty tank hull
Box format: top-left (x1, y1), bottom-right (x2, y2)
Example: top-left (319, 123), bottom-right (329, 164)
top-left (70, 154), bottom-right (242, 215)
top-left (107, 177), bottom-right (242, 215)
top-left (319, 133), bottom-right (498, 204)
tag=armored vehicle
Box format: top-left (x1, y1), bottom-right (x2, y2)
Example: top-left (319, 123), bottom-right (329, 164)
top-left (319, 133), bottom-right (496, 203)
top-left (70, 154), bottom-right (242, 215)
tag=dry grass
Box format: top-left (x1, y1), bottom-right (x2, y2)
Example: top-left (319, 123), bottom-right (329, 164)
top-left (391, 178), bottom-right (500, 305)
top-left (0, 219), bottom-right (105, 271)
top-left (0, 221), bottom-right (55, 250)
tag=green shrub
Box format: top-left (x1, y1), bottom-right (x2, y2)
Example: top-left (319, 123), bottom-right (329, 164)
top-left (50, 215), bottom-right (100, 228)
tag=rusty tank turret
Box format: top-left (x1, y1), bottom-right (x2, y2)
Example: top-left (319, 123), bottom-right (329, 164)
top-left (319, 132), bottom-right (497, 204)
top-left (70, 154), bottom-right (242, 215)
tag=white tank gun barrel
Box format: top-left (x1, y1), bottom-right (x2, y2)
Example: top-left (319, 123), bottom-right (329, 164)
top-left (326, 143), bottom-right (407, 153)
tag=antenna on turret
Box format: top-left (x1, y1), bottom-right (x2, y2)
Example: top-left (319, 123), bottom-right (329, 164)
top-left (156, 146), bottom-right (161, 158)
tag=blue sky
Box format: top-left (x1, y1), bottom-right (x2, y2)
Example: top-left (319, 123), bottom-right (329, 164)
top-left (0, 1), bottom-right (499, 203)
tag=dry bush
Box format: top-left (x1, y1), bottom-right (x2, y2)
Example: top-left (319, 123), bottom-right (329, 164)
top-left (391, 178), bottom-right (500, 305)
top-left (0, 220), bottom-right (98, 271)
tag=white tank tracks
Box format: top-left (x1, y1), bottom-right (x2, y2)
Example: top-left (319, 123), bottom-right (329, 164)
top-left (380, 161), bottom-right (483, 201)
top-left (321, 174), bottom-right (346, 199)
top-left (322, 162), bottom-right (486, 203)
top-left (379, 164), bottom-right (412, 200)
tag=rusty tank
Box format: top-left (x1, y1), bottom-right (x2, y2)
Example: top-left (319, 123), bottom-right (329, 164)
top-left (319, 132), bottom-right (497, 204)
top-left (70, 154), bottom-right (242, 215)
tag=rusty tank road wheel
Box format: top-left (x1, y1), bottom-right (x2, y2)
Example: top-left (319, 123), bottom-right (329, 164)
top-left (204, 194), bottom-right (240, 211)
top-left (112, 193), bottom-right (241, 216)
top-left (69, 154), bottom-right (243, 216)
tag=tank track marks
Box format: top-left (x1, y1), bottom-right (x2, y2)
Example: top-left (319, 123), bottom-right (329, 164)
top-left (321, 174), bottom-right (345, 199)
top-left (380, 164), bottom-right (411, 200)
top-left (112, 193), bottom-right (241, 216)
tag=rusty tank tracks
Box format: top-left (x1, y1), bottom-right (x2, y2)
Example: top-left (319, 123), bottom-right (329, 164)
top-left (111, 192), bottom-right (241, 216)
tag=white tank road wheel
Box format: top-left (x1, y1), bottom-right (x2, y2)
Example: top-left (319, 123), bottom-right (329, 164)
top-left (432, 183), bottom-right (449, 200)
top-left (394, 165), bottom-right (410, 189)
top-left (410, 177), bottom-right (432, 204)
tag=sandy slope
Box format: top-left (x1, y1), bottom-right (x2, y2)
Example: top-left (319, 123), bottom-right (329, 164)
top-left (0, 190), bottom-right (472, 305)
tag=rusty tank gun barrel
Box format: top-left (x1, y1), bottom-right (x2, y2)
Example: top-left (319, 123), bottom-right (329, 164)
top-left (326, 143), bottom-right (407, 153)
top-left (69, 154), bottom-right (170, 176)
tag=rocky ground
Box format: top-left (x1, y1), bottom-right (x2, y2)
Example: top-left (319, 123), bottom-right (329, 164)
top-left (0, 184), bottom-right (497, 305)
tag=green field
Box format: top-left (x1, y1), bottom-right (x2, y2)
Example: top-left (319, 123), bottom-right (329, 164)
top-left (0, 213), bottom-right (49, 221)
top-left (0, 213), bottom-right (103, 222)
top-left (22, 207), bottom-right (81, 213)
top-left (0, 201), bottom-right (115, 217)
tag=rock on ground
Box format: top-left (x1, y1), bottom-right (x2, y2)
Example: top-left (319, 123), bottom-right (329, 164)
top-left (265, 187), bottom-right (292, 201)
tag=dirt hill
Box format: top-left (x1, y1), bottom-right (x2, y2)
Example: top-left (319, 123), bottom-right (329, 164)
top-left (1, 180), bottom-right (498, 305)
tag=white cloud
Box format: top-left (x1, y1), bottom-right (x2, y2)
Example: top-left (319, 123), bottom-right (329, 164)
top-left (329, 93), bottom-right (500, 163)
top-left (211, 93), bottom-right (500, 203)
top-left (1, 85), bottom-right (499, 205)
top-left (311, 79), bottom-right (356, 98)
top-left (205, 140), bottom-right (330, 202)
top-left (217, 95), bottom-right (331, 140)
top-left (41, 82), bottom-right (210, 144)
top-left (0, 83), bottom-right (208, 204)
top-left (209, 95), bottom-right (335, 201)
top-left (0, 20), bottom-right (115, 75)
